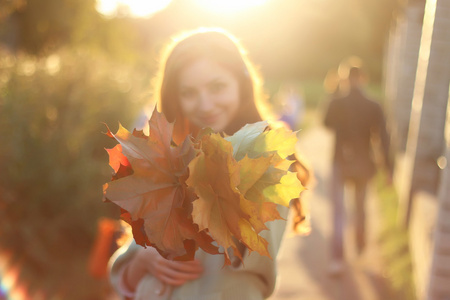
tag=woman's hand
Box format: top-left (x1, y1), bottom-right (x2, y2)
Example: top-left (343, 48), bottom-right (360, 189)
top-left (137, 247), bottom-right (203, 286)
top-left (124, 247), bottom-right (203, 291)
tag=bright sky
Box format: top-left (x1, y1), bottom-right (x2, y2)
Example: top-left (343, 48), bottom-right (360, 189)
top-left (96, 0), bottom-right (268, 18)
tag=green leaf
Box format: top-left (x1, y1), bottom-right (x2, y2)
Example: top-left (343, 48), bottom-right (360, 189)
top-left (225, 121), bottom-right (268, 160)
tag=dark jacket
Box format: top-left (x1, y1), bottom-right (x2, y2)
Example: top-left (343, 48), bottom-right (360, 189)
top-left (324, 88), bottom-right (392, 180)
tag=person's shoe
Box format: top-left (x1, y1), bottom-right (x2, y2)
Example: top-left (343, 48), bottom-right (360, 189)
top-left (328, 259), bottom-right (345, 277)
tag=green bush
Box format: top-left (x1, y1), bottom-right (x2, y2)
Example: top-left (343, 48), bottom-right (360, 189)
top-left (0, 47), bottom-right (152, 299)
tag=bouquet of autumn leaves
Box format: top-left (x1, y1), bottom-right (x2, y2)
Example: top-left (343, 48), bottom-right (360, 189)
top-left (103, 109), bottom-right (304, 266)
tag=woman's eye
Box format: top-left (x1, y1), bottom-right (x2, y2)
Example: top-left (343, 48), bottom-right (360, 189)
top-left (180, 89), bottom-right (196, 99)
top-left (209, 82), bottom-right (226, 93)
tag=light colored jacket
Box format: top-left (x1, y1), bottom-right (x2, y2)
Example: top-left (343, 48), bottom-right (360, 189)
top-left (109, 206), bottom-right (289, 300)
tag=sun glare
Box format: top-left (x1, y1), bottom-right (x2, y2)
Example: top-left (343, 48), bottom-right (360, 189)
top-left (195, 0), bottom-right (268, 13)
top-left (96, 0), bottom-right (268, 17)
top-left (96, 0), bottom-right (172, 18)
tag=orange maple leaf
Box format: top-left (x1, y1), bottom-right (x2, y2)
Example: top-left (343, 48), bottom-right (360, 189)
top-left (187, 133), bottom-right (271, 264)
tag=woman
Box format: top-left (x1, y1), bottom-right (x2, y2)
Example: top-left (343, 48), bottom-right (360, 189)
top-left (109, 28), bottom-right (310, 300)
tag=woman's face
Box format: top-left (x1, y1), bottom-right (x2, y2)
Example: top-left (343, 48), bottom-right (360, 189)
top-left (177, 58), bottom-right (240, 132)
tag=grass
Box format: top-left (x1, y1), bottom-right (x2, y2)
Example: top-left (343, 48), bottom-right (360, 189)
top-left (375, 172), bottom-right (417, 300)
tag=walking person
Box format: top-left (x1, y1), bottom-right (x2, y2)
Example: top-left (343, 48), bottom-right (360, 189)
top-left (323, 58), bottom-right (393, 276)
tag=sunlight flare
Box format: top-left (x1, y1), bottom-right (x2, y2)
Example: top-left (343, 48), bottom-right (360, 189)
top-left (0, 252), bottom-right (23, 300)
top-left (96, 0), bottom-right (268, 17)
top-left (195, 0), bottom-right (268, 13)
top-left (96, 0), bottom-right (172, 18)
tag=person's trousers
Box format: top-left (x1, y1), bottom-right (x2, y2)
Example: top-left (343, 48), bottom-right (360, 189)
top-left (330, 163), bottom-right (368, 261)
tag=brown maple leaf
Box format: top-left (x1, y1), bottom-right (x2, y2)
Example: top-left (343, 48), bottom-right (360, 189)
top-left (103, 110), bottom-right (219, 260)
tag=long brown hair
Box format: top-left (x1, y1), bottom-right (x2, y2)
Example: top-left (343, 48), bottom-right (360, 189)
top-left (154, 28), bottom-right (266, 143)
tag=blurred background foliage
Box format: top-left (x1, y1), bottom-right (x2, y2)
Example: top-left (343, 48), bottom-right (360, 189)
top-left (0, 48), bottom-right (150, 298)
top-left (0, 0), bottom-right (399, 298)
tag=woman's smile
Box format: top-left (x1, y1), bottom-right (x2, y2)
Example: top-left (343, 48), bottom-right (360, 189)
top-left (199, 113), bottom-right (220, 125)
